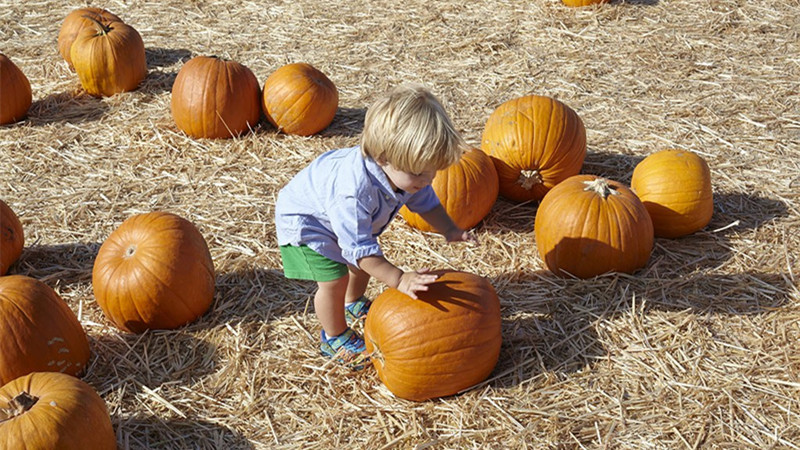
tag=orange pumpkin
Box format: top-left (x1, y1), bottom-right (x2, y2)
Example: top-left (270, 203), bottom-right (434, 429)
top-left (70, 17), bottom-right (147, 97)
top-left (0, 200), bottom-right (23, 275)
top-left (0, 54), bottom-right (32, 125)
top-left (262, 62), bottom-right (338, 136)
top-left (562, 0), bottom-right (610, 6)
top-left (400, 148), bottom-right (499, 232)
top-left (0, 372), bottom-right (116, 449)
top-left (631, 149), bottom-right (713, 238)
top-left (481, 95), bottom-right (586, 203)
top-left (535, 175), bottom-right (654, 278)
top-left (171, 56), bottom-right (262, 139)
top-left (92, 211), bottom-right (215, 333)
top-left (57, 7), bottom-right (122, 69)
top-left (364, 271), bottom-right (502, 401)
top-left (0, 275), bottom-right (91, 385)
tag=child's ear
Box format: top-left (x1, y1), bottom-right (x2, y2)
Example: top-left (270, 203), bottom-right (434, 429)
top-left (375, 157), bottom-right (388, 167)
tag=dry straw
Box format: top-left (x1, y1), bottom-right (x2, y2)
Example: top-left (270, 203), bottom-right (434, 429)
top-left (1, 0), bottom-right (799, 448)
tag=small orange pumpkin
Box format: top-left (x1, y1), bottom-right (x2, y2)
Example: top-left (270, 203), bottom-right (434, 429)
top-left (57, 7), bottom-right (122, 69)
top-left (171, 56), bottom-right (262, 139)
top-left (535, 175), bottom-right (654, 278)
top-left (0, 372), bottom-right (116, 449)
top-left (70, 16), bottom-right (147, 97)
top-left (92, 211), bottom-right (215, 333)
top-left (262, 62), bottom-right (338, 136)
top-left (0, 275), bottom-right (91, 385)
top-left (562, 0), bottom-right (610, 6)
top-left (631, 149), bottom-right (713, 238)
top-left (400, 148), bottom-right (499, 232)
top-left (364, 271), bottom-right (502, 401)
top-left (0, 54), bottom-right (32, 125)
top-left (0, 200), bottom-right (24, 275)
top-left (481, 95), bottom-right (586, 203)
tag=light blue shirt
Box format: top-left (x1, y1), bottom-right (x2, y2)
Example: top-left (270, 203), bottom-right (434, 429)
top-left (275, 146), bottom-right (440, 266)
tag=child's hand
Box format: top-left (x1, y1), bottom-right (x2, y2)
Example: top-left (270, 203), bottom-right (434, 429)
top-left (445, 228), bottom-right (479, 244)
top-left (397, 269), bottom-right (439, 299)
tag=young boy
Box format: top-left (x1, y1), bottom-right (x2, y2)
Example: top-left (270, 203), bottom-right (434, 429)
top-left (275, 84), bottom-right (477, 369)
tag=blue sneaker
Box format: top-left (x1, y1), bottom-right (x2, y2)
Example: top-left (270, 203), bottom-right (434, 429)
top-left (344, 296), bottom-right (372, 325)
top-left (320, 327), bottom-right (370, 370)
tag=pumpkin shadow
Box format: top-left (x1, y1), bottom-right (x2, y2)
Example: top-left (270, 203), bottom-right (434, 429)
top-left (12, 241), bottom-right (100, 285)
top-left (138, 69), bottom-right (179, 94)
top-left (622, 0), bottom-right (660, 5)
top-left (318, 106), bottom-right (366, 138)
top-left (145, 47), bottom-right (192, 68)
top-left (26, 92), bottom-right (109, 125)
top-left (480, 198), bottom-right (537, 234)
top-left (115, 416), bottom-right (254, 449)
top-left (582, 149), bottom-right (644, 183)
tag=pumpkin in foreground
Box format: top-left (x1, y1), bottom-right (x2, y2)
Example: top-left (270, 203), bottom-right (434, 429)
top-left (92, 211), bottom-right (215, 333)
top-left (0, 199), bottom-right (24, 275)
top-left (631, 149), bottom-right (713, 238)
top-left (171, 56), bottom-right (261, 139)
top-left (481, 94), bottom-right (586, 203)
top-left (0, 372), bottom-right (116, 449)
top-left (535, 175), bottom-right (654, 279)
top-left (262, 62), bottom-right (338, 136)
top-left (0, 54), bottom-right (32, 125)
top-left (0, 275), bottom-right (91, 385)
top-left (400, 148), bottom-right (499, 232)
top-left (57, 7), bottom-right (122, 69)
top-left (364, 271), bottom-right (502, 401)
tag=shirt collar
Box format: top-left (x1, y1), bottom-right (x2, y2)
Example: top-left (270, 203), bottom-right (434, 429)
top-left (363, 153), bottom-right (407, 201)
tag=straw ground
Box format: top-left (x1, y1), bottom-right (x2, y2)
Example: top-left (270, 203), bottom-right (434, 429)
top-left (1, 0), bottom-right (799, 448)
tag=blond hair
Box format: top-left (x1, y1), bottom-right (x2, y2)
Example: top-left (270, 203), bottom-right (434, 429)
top-left (360, 84), bottom-right (467, 173)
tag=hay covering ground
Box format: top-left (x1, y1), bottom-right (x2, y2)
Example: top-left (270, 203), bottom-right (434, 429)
top-left (2, 0), bottom-right (800, 448)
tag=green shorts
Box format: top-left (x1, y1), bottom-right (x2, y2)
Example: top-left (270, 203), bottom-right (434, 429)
top-left (279, 244), bottom-right (348, 282)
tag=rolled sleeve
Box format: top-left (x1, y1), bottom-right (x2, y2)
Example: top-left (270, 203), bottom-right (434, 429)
top-left (404, 185), bottom-right (441, 214)
top-left (329, 194), bottom-right (383, 266)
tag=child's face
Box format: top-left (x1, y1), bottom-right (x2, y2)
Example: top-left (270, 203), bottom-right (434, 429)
top-left (379, 162), bottom-right (436, 194)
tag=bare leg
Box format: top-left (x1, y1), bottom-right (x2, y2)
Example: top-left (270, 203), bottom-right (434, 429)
top-left (315, 274), bottom-right (349, 338)
top-left (345, 265), bottom-right (370, 305)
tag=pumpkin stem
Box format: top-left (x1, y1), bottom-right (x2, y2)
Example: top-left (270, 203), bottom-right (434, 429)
top-left (82, 15), bottom-right (112, 35)
top-left (517, 169), bottom-right (543, 190)
top-left (582, 177), bottom-right (620, 199)
top-left (0, 392), bottom-right (39, 423)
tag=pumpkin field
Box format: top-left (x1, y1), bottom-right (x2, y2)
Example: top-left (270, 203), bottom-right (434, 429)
top-left (2, 0), bottom-right (800, 448)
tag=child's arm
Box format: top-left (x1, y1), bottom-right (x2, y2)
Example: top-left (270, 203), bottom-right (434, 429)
top-left (358, 255), bottom-right (438, 299)
top-left (417, 204), bottom-right (479, 243)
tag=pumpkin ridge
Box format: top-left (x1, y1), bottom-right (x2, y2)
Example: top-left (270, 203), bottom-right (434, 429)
top-left (132, 252), bottom-right (199, 323)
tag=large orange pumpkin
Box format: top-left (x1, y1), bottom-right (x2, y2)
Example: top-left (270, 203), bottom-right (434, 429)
top-left (0, 200), bottom-right (24, 275)
top-left (70, 16), bottom-right (147, 97)
top-left (171, 56), bottom-right (262, 139)
top-left (481, 95), bottom-right (586, 203)
top-left (364, 271), bottom-right (502, 401)
top-left (0, 54), bottom-right (32, 125)
top-left (562, 0), bottom-right (610, 6)
top-left (0, 275), bottom-right (91, 385)
top-left (57, 7), bottom-right (122, 69)
top-left (92, 211), bottom-right (215, 333)
top-left (535, 175), bottom-right (654, 278)
top-left (0, 372), bottom-right (116, 449)
top-left (631, 149), bottom-right (713, 238)
top-left (400, 148), bottom-right (499, 232)
top-left (262, 62), bottom-right (338, 136)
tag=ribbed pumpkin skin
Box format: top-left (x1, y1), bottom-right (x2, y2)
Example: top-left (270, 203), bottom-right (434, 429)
top-left (400, 148), bottom-right (499, 232)
top-left (171, 56), bottom-right (262, 139)
top-left (57, 7), bottom-right (122, 68)
top-left (92, 212), bottom-right (215, 333)
top-left (0, 372), bottom-right (116, 450)
top-left (562, 0), bottom-right (610, 6)
top-left (535, 175), bottom-right (654, 279)
top-left (0, 54), bottom-right (32, 125)
top-left (364, 271), bottom-right (502, 401)
top-left (481, 95), bottom-right (586, 203)
top-left (70, 19), bottom-right (147, 97)
top-left (0, 200), bottom-right (24, 275)
top-left (262, 63), bottom-right (338, 136)
top-left (631, 150), bottom-right (713, 238)
top-left (0, 276), bottom-right (91, 385)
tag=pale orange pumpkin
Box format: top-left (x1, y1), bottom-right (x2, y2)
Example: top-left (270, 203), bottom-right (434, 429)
top-left (400, 148), bottom-right (499, 232)
top-left (562, 0), bottom-right (610, 6)
top-left (631, 149), bottom-right (713, 238)
top-left (0, 200), bottom-right (23, 275)
top-left (0, 275), bottom-right (91, 385)
top-left (535, 175), bottom-right (654, 278)
top-left (0, 54), bottom-right (32, 125)
top-left (364, 271), bottom-right (502, 401)
top-left (92, 211), bottom-right (215, 333)
top-left (481, 95), bottom-right (586, 203)
top-left (171, 56), bottom-right (262, 139)
top-left (0, 372), bottom-right (116, 449)
top-left (70, 16), bottom-right (147, 97)
top-left (262, 62), bottom-right (338, 136)
top-left (57, 7), bottom-right (122, 69)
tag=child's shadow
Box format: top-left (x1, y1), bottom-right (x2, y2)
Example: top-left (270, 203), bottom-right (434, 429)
top-left (115, 416), bottom-right (254, 449)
